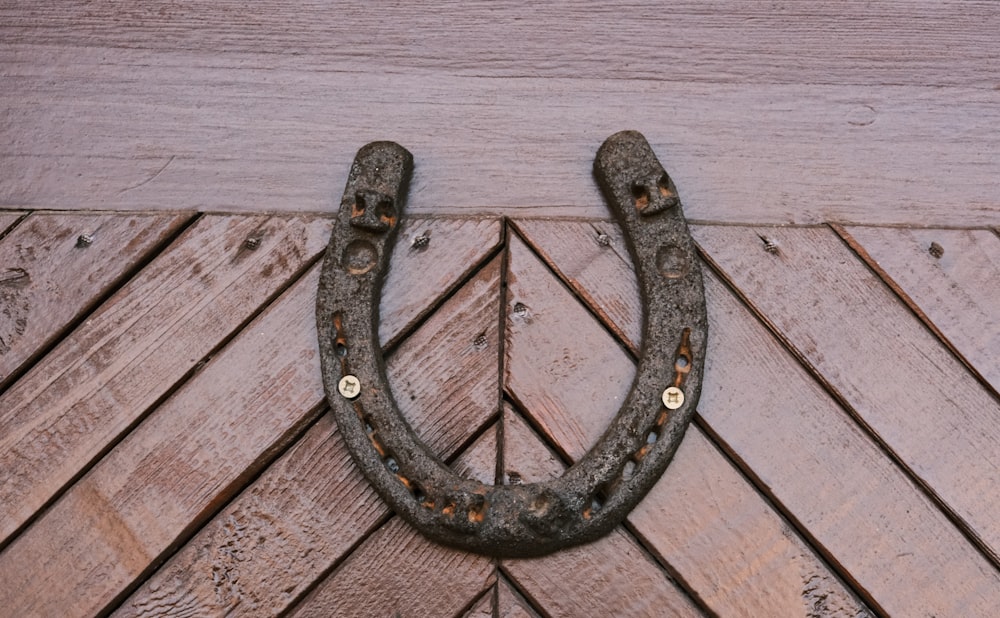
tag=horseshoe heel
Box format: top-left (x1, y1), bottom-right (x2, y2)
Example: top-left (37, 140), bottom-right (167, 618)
top-left (317, 131), bottom-right (707, 557)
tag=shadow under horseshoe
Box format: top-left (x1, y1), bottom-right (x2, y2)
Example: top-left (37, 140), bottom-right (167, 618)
top-left (316, 131), bottom-right (708, 557)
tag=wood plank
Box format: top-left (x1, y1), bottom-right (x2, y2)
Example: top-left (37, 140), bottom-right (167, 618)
top-left (0, 214), bottom-right (328, 546)
top-left (502, 241), bottom-right (870, 615)
top-left (113, 255), bottom-right (502, 617)
top-left (288, 426), bottom-right (497, 618)
top-left (0, 211), bottom-right (24, 236)
top-left (498, 577), bottom-right (542, 618)
top-left (841, 226), bottom-right (1000, 393)
top-left (504, 232), bottom-right (632, 458)
top-left (693, 225), bottom-right (1000, 564)
top-left (511, 218), bottom-right (641, 350)
top-left (4, 2), bottom-right (996, 88)
top-left (463, 589), bottom-right (494, 618)
top-left (4, 42), bottom-right (1000, 226)
top-left (380, 215), bottom-right (501, 348)
top-left (0, 265), bottom-right (328, 617)
top-left (0, 211), bottom-right (190, 387)
top-left (519, 219), bottom-right (1000, 615)
top-left (500, 408), bottom-right (702, 618)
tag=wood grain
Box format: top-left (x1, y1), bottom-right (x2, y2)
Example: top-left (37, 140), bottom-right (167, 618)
top-left (0, 211), bottom-right (189, 386)
top-left (500, 408), bottom-right (702, 618)
top-left (694, 225), bottom-right (1000, 565)
top-left (4, 31), bottom-right (1000, 226)
top-left (380, 216), bottom-right (501, 347)
top-left (512, 218), bottom-right (641, 350)
top-left (519, 219), bottom-right (1000, 615)
top-left (463, 589), bottom-right (494, 618)
top-left (498, 577), bottom-right (543, 618)
top-left (0, 214), bottom-right (327, 546)
top-left (502, 240), bottom-right (869, 616)
top-left (0, 265), bottom-right (328, 617)
top-left (504, 232), bottom-right (633, 459)
top-left (842, 226), bottom-right (1000, 393)
top-left (0, 211), bottom-right (25, 236)
top-left (289, 427), bottom-right (497, 618)
top-left (113, 255), bottom-right (502, 617)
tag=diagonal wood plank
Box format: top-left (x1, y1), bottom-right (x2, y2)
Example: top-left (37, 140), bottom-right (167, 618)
top-left (511, 218), bottom-right (641, 350)
top-left (0, 211), bottom-right (24, 236)
top-left (0, 214), bottom-right (328, 547)
top-left (500, 407), bottom-right (702, 618)
top-left (504, 232), bottom-right (632, 458)
top-left (380, 215), bottom-right (501, 348)
top-left (462, 589), bottom-right (494, 618)
top-left (0, 211), bottom-right (190, 386)
top-left (519, 219), bottom-right (1000, 615)
top-left (0, 264), bottom-right (328, 617)
top-left (288, 426), bottom-right (497, 618)
top-left (113, 253), bottom-right (502, 617)
top-left (497, 576), bottom-right (542, 618)
top-left (840, 226), bottom-right (1000, 393)
top-left (503, 235), bottom-right (870, 615)
top-left (693, 225), bottom-right (1000, 564)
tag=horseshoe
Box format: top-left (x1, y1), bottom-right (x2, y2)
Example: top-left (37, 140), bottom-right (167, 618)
top-left (316, 131), bottom-right (707, 557)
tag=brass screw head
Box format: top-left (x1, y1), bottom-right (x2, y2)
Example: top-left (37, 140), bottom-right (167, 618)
top-left (338, 375), bottom-right (361, 399)
top-left (662, 386), bottom-right (684, 410)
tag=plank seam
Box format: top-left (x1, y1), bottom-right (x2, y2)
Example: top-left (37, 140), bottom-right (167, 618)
top-left (695, 240), bottom-right (1000, 574)
top-left (0, 211), bottom-right (201, 396)
top-left (99, 401), bottom-right (330, 618)
top-left (831, 223), bottom-right (1000, 405)
top-left (498, 396), bottom-right (714, 617)
top-left (381, 224), bottom-right (504, 354)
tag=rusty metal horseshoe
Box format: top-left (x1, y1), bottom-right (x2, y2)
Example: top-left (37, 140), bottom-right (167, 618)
top-left (317, 131), bottom-right (707, 557)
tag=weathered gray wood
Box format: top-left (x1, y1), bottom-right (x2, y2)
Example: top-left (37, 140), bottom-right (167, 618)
top-left (4, 0), bottom-right (1000, 227)
top-left (289, 427), bottom-right (497, 618)
top-left (113, 255), bottom-right (502, 617)
top-left (517, 219), bottom-right (1000, 615)
top-left (693, 224), bottom-right (1000, 566)
top-left (841, 226), bottom-right (1000, 393)
top-left (0, 214), bottom-right (328, 546)
top-left (0, 211), bottom-right (190, 386)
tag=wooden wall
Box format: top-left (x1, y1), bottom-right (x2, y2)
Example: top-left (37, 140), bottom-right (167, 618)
top-left (2, 1), bottom-right (999, 225)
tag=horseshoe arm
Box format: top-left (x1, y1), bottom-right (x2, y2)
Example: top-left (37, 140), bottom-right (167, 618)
top-left (317, 132), bottom-right (707, 557)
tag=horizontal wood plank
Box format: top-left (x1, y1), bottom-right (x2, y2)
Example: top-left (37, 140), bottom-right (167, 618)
top-left (842, 225), bottom-right (1000, 393)
top-left (0, 211), bottom-right (190, 387)
top-left (502, 238), bottom-right (869, 615)
top-left (3, 41), bottom-right (1000, 226)
top-left (4, 2), bottom-right (997, 87)
top-left (0, 214), bottom-right (328, 546)
top-left (693, 225), bottom-right (1000, 565)
top-left (289, 427), bottom-right (497, 618)
top-left (114, 255), bottom-right (502, 617)
top-left (516, 219), bottom-right (1000, 615)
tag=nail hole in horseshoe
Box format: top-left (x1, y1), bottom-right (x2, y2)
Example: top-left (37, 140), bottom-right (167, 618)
top-left (631, 183), bottom-right (650, 210)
